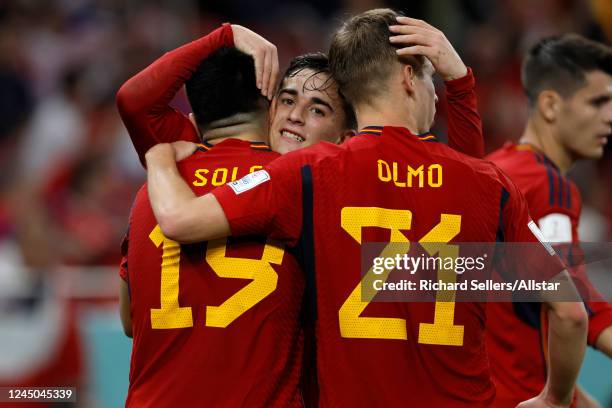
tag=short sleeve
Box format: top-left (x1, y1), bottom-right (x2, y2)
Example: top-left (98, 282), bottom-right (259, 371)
top-left (211, 152), bottom-right (305, 246)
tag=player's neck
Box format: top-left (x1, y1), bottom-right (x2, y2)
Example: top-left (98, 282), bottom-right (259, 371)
top-left (520, 119), bottom-right (574, 174)
top-left (355, 102), bottom-right (420, 135)
top-left (200, 113), bottom-right (268, 145)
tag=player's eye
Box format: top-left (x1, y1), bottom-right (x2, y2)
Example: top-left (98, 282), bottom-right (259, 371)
top-left (281, 97), bottom-right (295, 106)
top-left (591, 95), bottom-right (611, 108)
top-left (310, 106), bottom-right (325, 116)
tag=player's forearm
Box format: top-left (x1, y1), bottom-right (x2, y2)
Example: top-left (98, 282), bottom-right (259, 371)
top-left (594, 326), bottom-right (612, 357)
top-left (544, 300), bottom-right (588, 405)
top-left (146, 145), bottom-right (230, 243)
top-left (117, 24), bottom-right (233, 116)
top-left (116, 24), bottom-right (233, 160)
top-left (444, 68), bottom-right (485, 159)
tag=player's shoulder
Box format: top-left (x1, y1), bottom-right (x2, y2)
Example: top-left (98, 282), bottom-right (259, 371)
top-left (487, 142), bottom-right (577, 212)
top-left (179, 139), bottom-right (279, 167)
top-left (486, 142), bottom-right (549, 185)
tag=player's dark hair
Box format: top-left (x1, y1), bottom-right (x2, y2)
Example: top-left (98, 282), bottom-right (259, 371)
top-left (523, 34), bottom-right (612, 106)
top-left (186, 47), bottom-right (266, 131)
top-left (282, 52), bottom-right (357, 130)
top-left (329, 8), bottom-right (425, 107)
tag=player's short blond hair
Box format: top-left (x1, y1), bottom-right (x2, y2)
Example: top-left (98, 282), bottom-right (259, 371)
top-left (329, 8), bottom-right (425, 107)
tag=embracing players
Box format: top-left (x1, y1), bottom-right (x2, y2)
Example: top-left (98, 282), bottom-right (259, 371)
top-left (116, 10), bottom-right (486, 407)
top-left (143, 9), bottom-right (588, 408)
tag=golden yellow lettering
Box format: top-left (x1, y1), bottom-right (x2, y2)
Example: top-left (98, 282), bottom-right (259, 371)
top-left (212, 168), bottom-right (228, 186)
top-left (378, 160), bottom-right (391, 182)
top-left (392, 162), bottom-right (406, 187)
top-left (428, 164), bottom-right (443, 188)
top-left (407, 165), bottom-right (424, 188)
top-left (193, 169), bottom-right (209, 187)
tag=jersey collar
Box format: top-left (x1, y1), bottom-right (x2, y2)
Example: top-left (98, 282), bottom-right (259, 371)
top-left (358, 125), bottom-right (437, 141)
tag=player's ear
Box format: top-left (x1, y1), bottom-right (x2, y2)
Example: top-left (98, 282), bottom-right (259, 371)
top-left (401, 64), bottom-right (416, 94)
top-left (537, 90), bottom-right (562, 123)
top-left (336, 129), bottom-right (356, 144)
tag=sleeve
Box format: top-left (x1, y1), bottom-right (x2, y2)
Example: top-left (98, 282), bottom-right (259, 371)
top-left (444, 67), bottom-right (485, 159)
top-left (573, 263), bottom-right (612, 345)
top-left (211, 153), bottom-right (305, 246)
top-left (550, 227), bottom-right (612, 346)
top-left (498, 175), bottom-right (566, 282)
top-left (116, 24), bottom-right (234, 165)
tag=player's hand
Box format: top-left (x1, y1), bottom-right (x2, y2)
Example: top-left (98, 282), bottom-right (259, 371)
top-left (516, 394), bottom-right (572, 408)
top-left (231, 24), bottom-right (279, 99)
top-left (389, 16), bottom-right (467, 81)
top-left (170, 141), bottom-right (198, 162)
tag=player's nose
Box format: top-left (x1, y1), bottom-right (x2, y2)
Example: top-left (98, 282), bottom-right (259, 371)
top-left (287, 105), bottom-right (305, 124)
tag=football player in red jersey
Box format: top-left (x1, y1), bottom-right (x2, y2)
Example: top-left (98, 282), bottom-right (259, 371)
top-left (118, 17), bottom-right (484, 407)
top-left (117, 35), bottom-right (307, 407)
top-left (143, 9), bottom-right (587, 408)
top-left (486, 34), bottom-right (612, 408)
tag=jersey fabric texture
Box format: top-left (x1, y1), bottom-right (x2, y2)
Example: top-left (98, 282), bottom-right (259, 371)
top-left (213, 127), bottom-right (565, 407)
top-left (122, 140), bottom-right (304, 407)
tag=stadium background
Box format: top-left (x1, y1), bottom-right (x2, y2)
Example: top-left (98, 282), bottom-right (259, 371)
top-left (0, 0), bottom-right (611, 406)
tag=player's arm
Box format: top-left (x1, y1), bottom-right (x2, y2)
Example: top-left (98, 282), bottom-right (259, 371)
top-left (116, 24), bottom-right (279, 166)
top-left (116, 24), bottom-right (234, 165)
top-left (539, 290), bottom-right (588, 406)
top-left (389, 16), bottom-right (484, 158)
top-left (575, 385), bottom-right (603, 408)
top-left (538, 212), bottom-right (612, 357)
top-left (499, 175), bottom-right (587, 407)
top-left (145, 142), bottom-right (230, 243)
top-left (119, 279), bottom-right (132, 338)
top-left (146, 141), bottom-right (303, 245)
top-left (595, 326), bottom-right (612, 356)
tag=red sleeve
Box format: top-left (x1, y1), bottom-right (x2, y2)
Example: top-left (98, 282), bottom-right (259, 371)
top-left (211, 153), bottom-right (304, 246)
top-left (499, 174), bottom-right (566, 282)
top-left (587, 302), bottom-right (612, 346)
top-left (116, 24), bottom-right (234, 166)
top-left (444, 67), bottom-right (485, 159)
top-left (568, 261), bottom-right (612, 346)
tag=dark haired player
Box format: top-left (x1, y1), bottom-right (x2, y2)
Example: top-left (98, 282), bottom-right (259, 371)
top-left (486, 34), bottom-right (612, 408)
top-left (143, 10), bottom-right (587, 407)
top-left (116, 26), bottom-right (304, 407)
top-left (117, 19), bottom-right (485, 407)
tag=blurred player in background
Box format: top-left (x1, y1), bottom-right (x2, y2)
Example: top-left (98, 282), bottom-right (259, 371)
top-left (486, 34), bottom-right (612, 408)
top-left (116, 25), bottom-right (306, 407)
top-left (143, 9), bottom-right (587, 407)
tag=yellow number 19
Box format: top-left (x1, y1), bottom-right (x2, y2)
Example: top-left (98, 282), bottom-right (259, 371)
top-left (148, 225), bottom-right (283, 330)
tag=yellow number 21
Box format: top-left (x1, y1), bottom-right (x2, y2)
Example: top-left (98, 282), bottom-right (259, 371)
top-left (339, 207), bottom-right (464, 346)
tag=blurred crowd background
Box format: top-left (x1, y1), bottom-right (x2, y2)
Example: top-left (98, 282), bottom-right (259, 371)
top-left (1, 0), bottom-right (611, 406)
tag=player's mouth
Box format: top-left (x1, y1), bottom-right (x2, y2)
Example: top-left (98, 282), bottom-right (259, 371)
top-left (280, 129), bottom-right (305, 143)
top-left (597, 133), bottom-right (610, 145)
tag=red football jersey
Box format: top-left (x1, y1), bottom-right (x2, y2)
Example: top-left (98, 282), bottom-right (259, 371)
top-left (486, 143), bottom-right (612, 407)
top-left (212, 126), bottom-right (564, 407)
top-left (122, 139), bottom-right (304, 407)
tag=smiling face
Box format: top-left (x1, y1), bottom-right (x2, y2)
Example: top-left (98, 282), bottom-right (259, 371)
top-left (556, 70), bottom-right (612, 159)
top-left (269, 69), bottom-right (350, 154)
